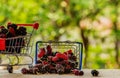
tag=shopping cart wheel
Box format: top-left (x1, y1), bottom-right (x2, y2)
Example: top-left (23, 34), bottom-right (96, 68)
top-left (7, 65), bottom-right (13, 73)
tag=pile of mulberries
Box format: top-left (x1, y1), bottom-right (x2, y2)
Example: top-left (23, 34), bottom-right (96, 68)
top-left (0, 24), bottom-right (27, 53)
top-left (21, 45), bottom-right (84, 76)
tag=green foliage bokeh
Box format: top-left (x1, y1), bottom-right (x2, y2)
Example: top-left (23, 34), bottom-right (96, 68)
top-left (0, 0), bottom-right (120, 69)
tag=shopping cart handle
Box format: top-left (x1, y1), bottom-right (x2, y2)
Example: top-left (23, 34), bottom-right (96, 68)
top-left (8, 22), bottom-right (39, 30)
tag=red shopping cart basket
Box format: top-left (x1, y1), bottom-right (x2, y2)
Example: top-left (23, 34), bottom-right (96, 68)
top-left (0, 38), bottom-right (5, 50)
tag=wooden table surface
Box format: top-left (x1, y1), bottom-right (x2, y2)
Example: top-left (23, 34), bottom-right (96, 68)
top-left (0, 69), bottom-right (120, 78)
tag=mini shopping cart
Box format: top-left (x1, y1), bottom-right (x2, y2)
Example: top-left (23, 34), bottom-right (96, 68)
top-left (0, 22), bottom-right (39, 73)
top-left (35, 41), bottom-right (83, 70)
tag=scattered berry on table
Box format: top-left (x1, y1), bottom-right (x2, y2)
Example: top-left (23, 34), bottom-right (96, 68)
top-left (79, 71), bottom-right (84, 76)
top-left (72, 69), bottom-right (84, 76)
top-left (21, 68), bottom-right (29, 74)
top-left (91, 69), bottom-right (99, 76)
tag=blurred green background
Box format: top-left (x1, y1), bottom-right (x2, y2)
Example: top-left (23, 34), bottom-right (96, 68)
top-left (0, 0), bottom-right (120, 69)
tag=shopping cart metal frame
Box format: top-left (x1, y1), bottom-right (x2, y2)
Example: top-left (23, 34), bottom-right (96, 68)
top-left (0, 22), bottom-right (39, 73)
top-left (35, 41), bottom-right (83, 70)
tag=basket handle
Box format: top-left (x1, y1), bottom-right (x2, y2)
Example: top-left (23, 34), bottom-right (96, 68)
top-left (8, 22), bottom-right (39, 30)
